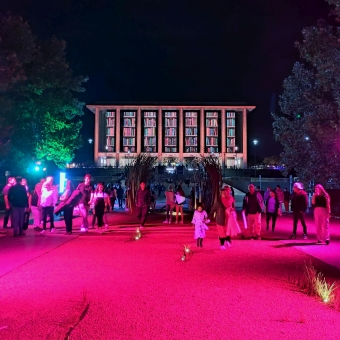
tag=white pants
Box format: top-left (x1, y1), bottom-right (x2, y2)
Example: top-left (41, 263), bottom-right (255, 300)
top-left (247, 213), bottom-right (262, 237)
top-left (314, 207), bottom-right (330, 242)
top-left (78, 203), bottom-right (89, 229)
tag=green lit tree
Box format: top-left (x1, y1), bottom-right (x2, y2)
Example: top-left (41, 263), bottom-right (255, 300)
top-left (0, 13), bottom-right (87, 169)
top-left (272, 0), bottom-right (340, 185)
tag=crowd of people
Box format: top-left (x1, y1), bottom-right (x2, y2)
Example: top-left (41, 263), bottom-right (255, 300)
top-left (1, 175), bottom-right (332, 247)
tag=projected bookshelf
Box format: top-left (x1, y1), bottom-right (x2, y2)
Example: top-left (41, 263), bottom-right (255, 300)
top-left (163, 111), bottom-right (178, 153)
top-left (184, 111), bottom-right (199, 153)
top-left (226, 111), bottom-right (236, 153)
top-left (143, 111), bottom-right (157, 152)
top-left (105, 111), bottom-right (115, 152)
top-left (121, 111), bottom-right (136, 153)
top-left (205, 111), bottom-right (219, 153)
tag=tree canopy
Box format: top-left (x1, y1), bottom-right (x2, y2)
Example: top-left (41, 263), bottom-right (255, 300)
top-left (272, 0), bottom-right (340, 185)
top-left (0, 13), bottom-right (88, 169)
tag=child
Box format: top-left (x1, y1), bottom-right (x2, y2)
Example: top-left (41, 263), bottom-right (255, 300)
top-left (191, 203), bottom-right (209, 247)
top-left (91, 183), bottom-right (110, 233)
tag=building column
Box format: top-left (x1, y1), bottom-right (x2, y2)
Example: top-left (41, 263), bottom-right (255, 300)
top-left (200, 108), bottom-right (204, 154)
top-left (179, 108), bottom-right (183, 164)
top-left (116, 107), bottom-right (121, 167)
top-left (242, 108), bottom-right (248, 167)
top-left (221, 109), bottom-right (226, 167)
top-left (158, 108), bottom-right (162, 165)
top-left (94, 107), bottom-right (100, 164)
top-left (137, 108), bottom-right (141, 154)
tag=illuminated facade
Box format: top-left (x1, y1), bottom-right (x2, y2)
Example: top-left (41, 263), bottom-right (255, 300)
top-left (86, 103), bottom-right (255, 167)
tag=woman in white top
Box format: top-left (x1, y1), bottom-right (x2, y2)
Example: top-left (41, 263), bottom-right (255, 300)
top-left (91, 183), bottom-right (110, 233)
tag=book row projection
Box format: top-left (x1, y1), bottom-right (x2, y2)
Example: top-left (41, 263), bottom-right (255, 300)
top-left (103, 110), bottom-right (237, 153)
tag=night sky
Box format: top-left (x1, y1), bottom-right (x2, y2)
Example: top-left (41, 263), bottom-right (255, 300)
top-left (0, 0), bottom-right (330, 161)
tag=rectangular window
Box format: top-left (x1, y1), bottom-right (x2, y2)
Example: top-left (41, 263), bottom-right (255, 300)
top-left (142, 111), bottom-right (157, 152)
top-left (184, 111), bottom-right (199, 153)
top-left (163, 111), bottom-right (178, 153)
top-left (121, 111), bottom-right (136, 153)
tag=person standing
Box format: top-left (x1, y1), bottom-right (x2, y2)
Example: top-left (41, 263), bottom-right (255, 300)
top-left (242, 184), bottom-right (264, 240)
top-left (109, 186), bottom-right (117, 210)
top-left (59, 180), bottom-right (74, 234)
top-left (40, 176), bottom-right (57, 233)
top-left (116, 185), bottom-right (124, 209)
top-left (174, 184), bottom-right (186, 224)
top-left (290, 182), bottom-right (308, 240)
top-left (91, 183), bottom-right (110, 233)
top-left (209, 189), bottom-right (229, 249)
top-left (312, 184), bottom-right (331, 245)
top-left (265, 190), bottom-right (280, 232)
top-left (77, 174), bottom-right (93, 232)
top-left (283, 188), bottom-right (291, 213)
top-left (275, 185), bottom-right (284, 215)
top-left (135, 182), bottom-right (151, 228)
top-left (30, 179), bottom-right (45, 230)
top-left (163, 185), bottom-right (175, 223)
top-left (2, 177), bottom-right (16, 228)
top-left (192, 203), bottom-right (209, 247)
top-left (7, 177), bottom-right (29, 236)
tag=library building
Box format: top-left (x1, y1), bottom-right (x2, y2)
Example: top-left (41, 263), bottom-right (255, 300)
top-left (86, 103), bottom-right (255, 168)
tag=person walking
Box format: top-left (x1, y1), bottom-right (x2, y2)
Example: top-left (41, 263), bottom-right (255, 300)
top-left (109, 186), bottom-right (117, 210)
top-left (40, 176), bottom-right (57, 233)
top-left (242, 184), bottom-right (264, 240)
top-left (59, 180), bottom-right (74, 234)
top-left (290, 182), bottom-right (308, 240)
top-left (312, 184), bottom-right (331, 245)
top-left (275, 185), bottom-right (284, 216)
top-left (163, 185), bottom-right (175, 223)
top-left (265, 190), bottom-right (280, 232)
top-left (192, 203), bottom-right (209, 247)
top-left (135, 182), bottom-right (151, 229)
top-left (2, 176), bottom-right (16, 228)
top-left (77, 174), bottom-right (93, 232)
top-left (7, 177), bottom-right (29, 236)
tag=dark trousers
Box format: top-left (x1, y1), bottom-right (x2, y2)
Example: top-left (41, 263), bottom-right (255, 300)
top-left (110, 197), bottom-right (116, 210)
top-left (118, 198), bottom-right (123, 208)
top-left (266, 212), bottom-right (278, 230)
top-left (42, 206), bottom-right (55, 230)
top-left (11, 207), bottom-right (25, 236)
top-left (293, 211), bottom-right (307, 235)
top-left (64, 207), bottom-right (73, 233)
top-left (136, 206), bottom-right (149, 226)
top-left (3, 208), bottom-right (11, 227)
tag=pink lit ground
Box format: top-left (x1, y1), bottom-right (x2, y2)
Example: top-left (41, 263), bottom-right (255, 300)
top-left (1, 208), bottom-right (340, 340)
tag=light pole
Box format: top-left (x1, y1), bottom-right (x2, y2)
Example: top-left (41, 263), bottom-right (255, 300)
top-left (253, 139), bottom-right (258, 178)
top-left (234, 146), bottom-right (238, 168)
top-left (88, 138), bottom-right (93, 166)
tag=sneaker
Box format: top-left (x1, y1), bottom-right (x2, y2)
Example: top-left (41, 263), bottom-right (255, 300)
top-left (65, 232), bottom-right (72, 235)
top-left (303, 234), bottom-right (308, 240)
top-left (326, 240), bottom-right (330, 245)
top-left (225, 241), bottom-right (231, 247)
top-left (220, 245), bottom-right (226, 250)
top-left (180, 221), bottom-right (184, 224)
top-left (163, 220), bottom-right (169, 224)
top-left (104, 224), bottom-right (108, 230)
top-left (139, 225), bottom-right (144, 229)
top-left (289, 234), bottom-right (296, 239)
top-left (80, 227), bottom-right (88, 232)
top-left (41, 230), bottom-right (46, 234)
top-left (50, 228), bottom-right (54, 233)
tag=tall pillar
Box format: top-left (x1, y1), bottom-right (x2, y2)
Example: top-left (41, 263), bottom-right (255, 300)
top-left (158, 108), bottom-right (162, 165)
top-left (137, 108), bottom-right (141, 154)
top-left (179, 108), bottom-right (183, 164)
top-left (242, 108), bottom-right (248, 167)
top-left (116, 107), bottom-right (121, 167)
top-left (94, 107), bottom-right (100, 164)
top-left (200, 108), bottom-right (204, 154)
top-left (221, 109), bottom-right (226, 167)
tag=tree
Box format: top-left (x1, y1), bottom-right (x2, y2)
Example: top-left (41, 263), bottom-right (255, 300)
top-left (272, 0), bottom-right (340, 185)
top-left (0, 13), bottom-right (88, 169)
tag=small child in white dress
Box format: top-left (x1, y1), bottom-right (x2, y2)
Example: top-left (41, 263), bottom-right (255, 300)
top-left (191, 203), bottom-right (210, 247)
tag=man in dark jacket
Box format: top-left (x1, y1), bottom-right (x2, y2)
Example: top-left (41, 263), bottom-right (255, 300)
top-left (77, 174), bottom-right (93, 232)
top-left (242, 184), bottom-right (264, 240)
top-left (135, 182), bottom-right (151, 228)
top-left (8, 177), bottom-right (29, 236)
top-left (290, 182), bottom-right (308, 240)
